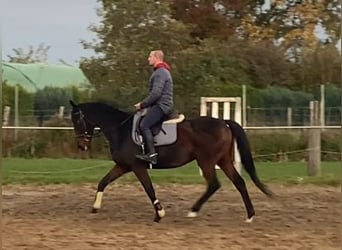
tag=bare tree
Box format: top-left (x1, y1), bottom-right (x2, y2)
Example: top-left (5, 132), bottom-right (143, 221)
top-left (7, 43), bottom-right (51, 63)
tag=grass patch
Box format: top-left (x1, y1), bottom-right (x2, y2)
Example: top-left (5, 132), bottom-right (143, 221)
top-left (2, 158), bottom-right (341, 186)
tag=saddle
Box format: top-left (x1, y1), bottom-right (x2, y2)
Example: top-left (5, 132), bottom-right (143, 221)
top-left (131, 109), bottom-right (185, 146)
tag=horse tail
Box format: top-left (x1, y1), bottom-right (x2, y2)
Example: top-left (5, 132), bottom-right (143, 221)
top-left (225, 120), bottom-right (273, 197)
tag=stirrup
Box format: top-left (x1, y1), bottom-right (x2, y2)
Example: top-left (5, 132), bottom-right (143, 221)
top-left (136, 153), bottom-right (158, 164)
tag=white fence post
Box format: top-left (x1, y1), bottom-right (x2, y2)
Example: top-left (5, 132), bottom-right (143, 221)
top-left (58, 106), bottom-right (65, 119)
top-left (287, 107), bottom-right (292, 127)
top-left (211, 102), bottom-right (219, 118)
top-left (3, 106), bottom-right (11, 126)
top-left (242, 85), bottom-right (247, 127)
top-left (233, 98), bottom-right (242, 172)
top-left (199, 97), bottom-right (242, 174)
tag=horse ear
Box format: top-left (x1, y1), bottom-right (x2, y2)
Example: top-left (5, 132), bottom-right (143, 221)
top-left (69, 100), bottom-right (78, 108)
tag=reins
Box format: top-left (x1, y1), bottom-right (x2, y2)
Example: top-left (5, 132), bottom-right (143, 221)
top-left (74, 110), bottom-right (136, 139)
top-left (116, 111), bottom-right (136, 129)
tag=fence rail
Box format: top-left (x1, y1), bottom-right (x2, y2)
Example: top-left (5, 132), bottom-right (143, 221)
top-left (2, 125), bottom-right (340, 169)
top-left (2, 126), bottom-right (341, 130)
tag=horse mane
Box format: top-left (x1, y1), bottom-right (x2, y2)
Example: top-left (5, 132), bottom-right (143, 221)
top-left (78, 102), bottom-right (132, 125)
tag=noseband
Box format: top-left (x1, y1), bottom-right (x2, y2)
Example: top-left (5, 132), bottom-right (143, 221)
top-left (73, 110), bottom-right (101, 139)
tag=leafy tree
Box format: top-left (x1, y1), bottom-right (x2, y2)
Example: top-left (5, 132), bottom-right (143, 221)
top-left (170, 39), bottom-right (256, 115)
top-left (170, 0), bottom-right (340, 48)
top-left (80, 0), bottom-right (195, 108)
top-left (241, 0), bottom-right (340, 58)
top-left (79, 0), bottom-right (339, 116)
top-left (290, 43), bottom-right (341, 91)
top-left (170, 0), bottom-right (264, 40)
top-left (225, 39), bottom-right (296, 88)
top-left (324, 0), bottom-right (341, 43)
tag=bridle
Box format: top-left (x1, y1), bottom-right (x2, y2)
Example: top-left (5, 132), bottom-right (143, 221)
top-left (73, 109), bottom-right (136, 140)
top-left (73, 110), bottom-right (101, 140)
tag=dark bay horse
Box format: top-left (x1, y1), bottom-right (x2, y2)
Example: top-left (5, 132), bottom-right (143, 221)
top-left (69, 101), bottom-right (273, 223)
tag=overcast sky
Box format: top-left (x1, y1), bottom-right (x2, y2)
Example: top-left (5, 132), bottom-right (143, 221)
top-left (2, 0), bottom-right (101, 65)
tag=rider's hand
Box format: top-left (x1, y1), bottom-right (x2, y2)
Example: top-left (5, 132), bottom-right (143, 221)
top-left (134, 103), bottom-right (142, 111)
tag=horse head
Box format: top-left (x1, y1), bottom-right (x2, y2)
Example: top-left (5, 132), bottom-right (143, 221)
top-left (69, 100), bottom-right (96, 151)
top-left (69, 100), bottom-right (132, 151)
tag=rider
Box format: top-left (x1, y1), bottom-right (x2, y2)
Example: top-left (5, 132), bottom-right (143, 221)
top-left (134, 50), bottom-right (173, 164)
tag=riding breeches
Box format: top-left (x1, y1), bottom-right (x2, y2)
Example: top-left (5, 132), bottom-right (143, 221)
top-left (139, 105), bottom-right (165, 132)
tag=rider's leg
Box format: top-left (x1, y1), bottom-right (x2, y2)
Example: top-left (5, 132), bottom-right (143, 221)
top-left (136, 105), bottom-right (164, 164)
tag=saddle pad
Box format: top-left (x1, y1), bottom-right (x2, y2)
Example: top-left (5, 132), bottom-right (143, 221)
top-left (131, 112), bottom-right (177, 146)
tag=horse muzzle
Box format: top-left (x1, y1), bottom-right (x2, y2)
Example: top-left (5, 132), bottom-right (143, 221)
top-left (78, 144), bottom-right (89, 151)
top-left (76, 138), bottom-right (91, 151)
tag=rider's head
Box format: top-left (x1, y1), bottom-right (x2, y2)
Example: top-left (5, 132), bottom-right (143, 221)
top-left (148, 50), bottom-right (164, 67)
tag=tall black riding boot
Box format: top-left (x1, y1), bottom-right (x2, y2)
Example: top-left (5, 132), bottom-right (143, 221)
top-left (136, 129), bottom-right (158, 164)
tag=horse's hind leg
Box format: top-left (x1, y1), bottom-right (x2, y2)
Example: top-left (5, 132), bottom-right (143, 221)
top-left (188, 162), bottom-right (221, 218)
top-left (92, 164), bottom-right (131, 213)
top-left (218, 158), bottom-right (255, 222)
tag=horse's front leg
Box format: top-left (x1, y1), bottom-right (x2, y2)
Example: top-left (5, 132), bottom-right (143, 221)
top-left (92, 164), bottom-right (130, 213)
top-left (132, 166), bottom-right (165, 223)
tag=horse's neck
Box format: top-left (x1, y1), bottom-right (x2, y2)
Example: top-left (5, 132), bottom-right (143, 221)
top-left (86, 109), bottom-right (130, 129)
top-left (88, 113), bottom-right (119, 128)
top-left (95, 111), bottom-right (132, 151)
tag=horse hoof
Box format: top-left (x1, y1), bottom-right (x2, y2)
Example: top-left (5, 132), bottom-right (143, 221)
top-left (157, 208), bottom-right (166, 218)
top-left (187, 211), bottom-right (198, 218)
top-left (91, 208), bottom-right (99, 213)
top-left (245, 216), bottom-right (254, 223)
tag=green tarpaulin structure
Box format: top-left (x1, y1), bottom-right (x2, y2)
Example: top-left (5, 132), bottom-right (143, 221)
top-left (2, 62), bottom-right (90, 92)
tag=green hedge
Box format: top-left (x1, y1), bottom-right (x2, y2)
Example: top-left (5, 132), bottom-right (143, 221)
top-left (3, 122), bottom-right (340, 162)
top-left (247, 129), bottom-right (340, 161)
